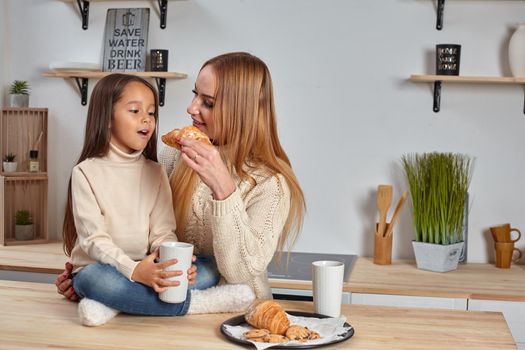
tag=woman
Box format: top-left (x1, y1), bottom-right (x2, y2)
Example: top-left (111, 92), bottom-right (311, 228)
top-left (56, 51), bottom-right (305, 301)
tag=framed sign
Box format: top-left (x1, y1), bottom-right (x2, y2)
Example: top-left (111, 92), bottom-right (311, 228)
top-left (102, 8), bottom-right (149, 72)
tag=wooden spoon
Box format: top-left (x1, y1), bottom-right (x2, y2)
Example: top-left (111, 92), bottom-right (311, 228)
top-left (384, 191), bottom-right (408, 237)
top-left (376, 185), bottom-right (393, 237)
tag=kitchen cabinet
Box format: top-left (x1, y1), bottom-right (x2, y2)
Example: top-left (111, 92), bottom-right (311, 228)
top-left (0, 108), bottom-right (49, 245)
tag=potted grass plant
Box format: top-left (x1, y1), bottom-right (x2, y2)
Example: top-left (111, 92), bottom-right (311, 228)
top-left (15, 209), bottom-right (34, 240)
top-left (402, 152), bottom-right (473, 272)
top-left (2, 152), bottom-right (17, 173)
top-left (9, 80), bottom-right (30, 107)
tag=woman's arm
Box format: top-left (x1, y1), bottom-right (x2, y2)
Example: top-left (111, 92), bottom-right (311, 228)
top-left (210, 174), bottom-right (291, 284)
top-left (158, 145), bottom-right (180, 178)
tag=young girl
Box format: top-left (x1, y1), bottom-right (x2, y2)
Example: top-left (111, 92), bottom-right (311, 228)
top-left (63, 74), bottom-right (254, 326)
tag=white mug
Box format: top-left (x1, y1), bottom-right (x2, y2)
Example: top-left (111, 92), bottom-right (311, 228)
top-left (312, 260), bottom-right (344, 317)
top-left (159, 242), bottom-right (194, 303)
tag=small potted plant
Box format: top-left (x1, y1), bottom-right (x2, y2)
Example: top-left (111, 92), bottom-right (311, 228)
top-left (9, 80), bottom-right (30, 108)
top-left (15, 209), bottom-right (34, 240)
top-left (402, 152), bottom-right (473, 272)
top-left (2, 152), bottom-right (17, 173)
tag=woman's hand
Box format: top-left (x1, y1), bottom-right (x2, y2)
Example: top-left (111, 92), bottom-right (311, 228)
top-left (178, 137), bottom-right (236, 200)
top-left (55, 262), bottom-right (79, 301)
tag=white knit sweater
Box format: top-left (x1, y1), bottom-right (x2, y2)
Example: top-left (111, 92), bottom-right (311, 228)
top-left (159, 146), bottom-right (291, 299)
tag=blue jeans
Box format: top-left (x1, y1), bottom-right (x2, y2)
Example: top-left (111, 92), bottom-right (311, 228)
top-left (73, 255), bottom-right (220, 316)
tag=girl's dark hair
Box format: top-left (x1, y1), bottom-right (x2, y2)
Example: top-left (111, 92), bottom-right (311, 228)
top-left (62, 74), bottom-right (159, 256)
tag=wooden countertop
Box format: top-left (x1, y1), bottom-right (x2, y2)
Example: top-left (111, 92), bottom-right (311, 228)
top-left (1, 243), bottom-right (524, 302)
top-left (271, 258), bottom-right (525, 302)
top-left (0, 241), bottom-right (67, 273)
top-left (0, 280), bottom-right (516, 350)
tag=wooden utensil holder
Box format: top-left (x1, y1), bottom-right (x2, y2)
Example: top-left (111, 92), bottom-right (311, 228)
top-left (374, 223), bottom-right (393, 265)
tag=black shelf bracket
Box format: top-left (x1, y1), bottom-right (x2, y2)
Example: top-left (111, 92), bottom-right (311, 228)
top-left (74, 78), bottom-right (89, 106)
top-left (73, 0), bottom-right (169, 30)
top-left (436, 0), bottom-right (445, 31)
top-left (158, 0), bottom-right (168, 29)
top-left (433, 81), bottom-right (442, 113)
top-left (76, 0), bottom-right (90, 30)
top-left (522, 86), bottom-right (525, 115)
top-left (155, 78), bottom-right (167, 107)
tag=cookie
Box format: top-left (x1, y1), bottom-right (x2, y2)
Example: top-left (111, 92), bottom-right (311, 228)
top-left (285, 325), bottom-right (310, 341)
top-left (244, 328), bottom-right (270, 339)
top-left (308, 330), bottom-right (321, 340)
top-left (263, 334), bottom-right (289, 343)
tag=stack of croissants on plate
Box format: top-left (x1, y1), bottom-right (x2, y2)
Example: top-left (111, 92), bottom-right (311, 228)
top-left (243, 300), bottom-right (321, 343)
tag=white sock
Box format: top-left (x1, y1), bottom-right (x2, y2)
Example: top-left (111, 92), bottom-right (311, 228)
top-left (187, 284), bottom-right (255, 315)
top-left (78, 298), bottom-right (120, 326)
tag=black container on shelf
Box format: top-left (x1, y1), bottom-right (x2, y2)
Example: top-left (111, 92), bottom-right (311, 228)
top-left (150, 49), bottom-right (169, 71)
top-left (436, 44), bottom-right (461, 76)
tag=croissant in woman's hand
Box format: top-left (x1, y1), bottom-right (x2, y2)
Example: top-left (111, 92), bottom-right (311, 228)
top-left (245, 300), bottom-right (290, 335)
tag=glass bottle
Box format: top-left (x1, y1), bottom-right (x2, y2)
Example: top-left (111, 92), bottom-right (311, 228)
top-left (29, 150), bottom-right (39, 172)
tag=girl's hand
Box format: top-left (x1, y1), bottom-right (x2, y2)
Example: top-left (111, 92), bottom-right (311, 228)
top-left (55, 262), bottom-right (79, 301)
top-left (188, 255), bottom-right (197, 285)
top-left (178, 137), bottom-right (236, 200)
top-left (131, 249), bottom-right (183, 293)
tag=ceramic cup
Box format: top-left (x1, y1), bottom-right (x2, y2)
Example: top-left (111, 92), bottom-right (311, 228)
top-left (374, 223), bottom-right (392, 265)
top-left (312, 260), bottom-right (344, 317)
top-left (490, 224), bottom-right (521, 243)
top-left (494, 242), bottom-right (522, 269)
top-left (159, 241), bottom-right (194, 303)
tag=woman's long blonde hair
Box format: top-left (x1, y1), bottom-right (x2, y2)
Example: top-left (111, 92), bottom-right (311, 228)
top-left (171, 52), bottom-right (305, 252)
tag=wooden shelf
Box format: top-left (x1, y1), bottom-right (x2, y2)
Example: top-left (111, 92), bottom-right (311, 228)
top-left (410, 75), bottom-right (525, 84)
top-left (409, 74), bottom-right (525, 113)
top-left (59, 0), bottom-right (189, 30)
top-left (42, 70), bottom-right (187, 106)
top-left (42, 70), bottom-right (186, 79)
top-left (0, 173), bottom-right (48, 181)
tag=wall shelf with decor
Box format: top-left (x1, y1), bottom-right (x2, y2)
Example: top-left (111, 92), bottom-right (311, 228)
top-left (42, 70), bottom-right (187, 107)
top-left (432, 0), bottom-right (524, 31)
top-left (1, 108), bottom-right (49, 246)
top-left (409, 74), bottom-right (525, 113)
top-left (59, 0), bottom-right (189, 30)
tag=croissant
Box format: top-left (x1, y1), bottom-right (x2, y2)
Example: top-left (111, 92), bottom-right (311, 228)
top-left (161, 125), bottom-right (212, 150)
top-left (245, 300), bottom-right (290, 335)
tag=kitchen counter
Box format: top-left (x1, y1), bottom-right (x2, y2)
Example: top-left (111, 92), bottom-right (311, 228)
top-left (0, 279), bottom-right (516, 349)
top-left (0, 243), bottom-right (524, 301)
top-left (270, 257), bottom-right (525, 302)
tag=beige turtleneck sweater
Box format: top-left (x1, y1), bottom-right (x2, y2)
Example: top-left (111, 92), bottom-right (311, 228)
top-left (70, 144), bottom-right (178, 280)
top-left (159, 146), bottom-right (291, 299)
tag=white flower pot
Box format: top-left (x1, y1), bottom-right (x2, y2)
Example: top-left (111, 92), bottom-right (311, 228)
top-left (509, 23), bottom-right (525, 77)
top-left (8, 94), bottom-right (29, 108)
top-left (2, 162), bottom-right (17, 173)
top-left (412, 241), bottom-right (464, 273)
top-left (15, 224), bottom-right (34, 240)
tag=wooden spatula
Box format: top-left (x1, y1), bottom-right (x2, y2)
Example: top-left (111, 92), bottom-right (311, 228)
top-left (376, 185), bottom-right (393, 237)
top-left (384, 191), bottom-right (408, 237)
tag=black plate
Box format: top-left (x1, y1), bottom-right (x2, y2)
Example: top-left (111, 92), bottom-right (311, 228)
top-left (220, 311), bottom-right (354, 349)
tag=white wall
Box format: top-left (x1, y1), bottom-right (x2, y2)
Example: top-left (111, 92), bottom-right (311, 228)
top-left (1, 1), bottom-right (9, 103)
top-left (3, 0), bottom-right (525, 263)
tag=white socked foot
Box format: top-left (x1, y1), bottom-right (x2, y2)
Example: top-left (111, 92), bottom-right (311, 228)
top-left (187, 284), bottom-right (255, 315)
top-left (78, 298), bottom-right (119, 326)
